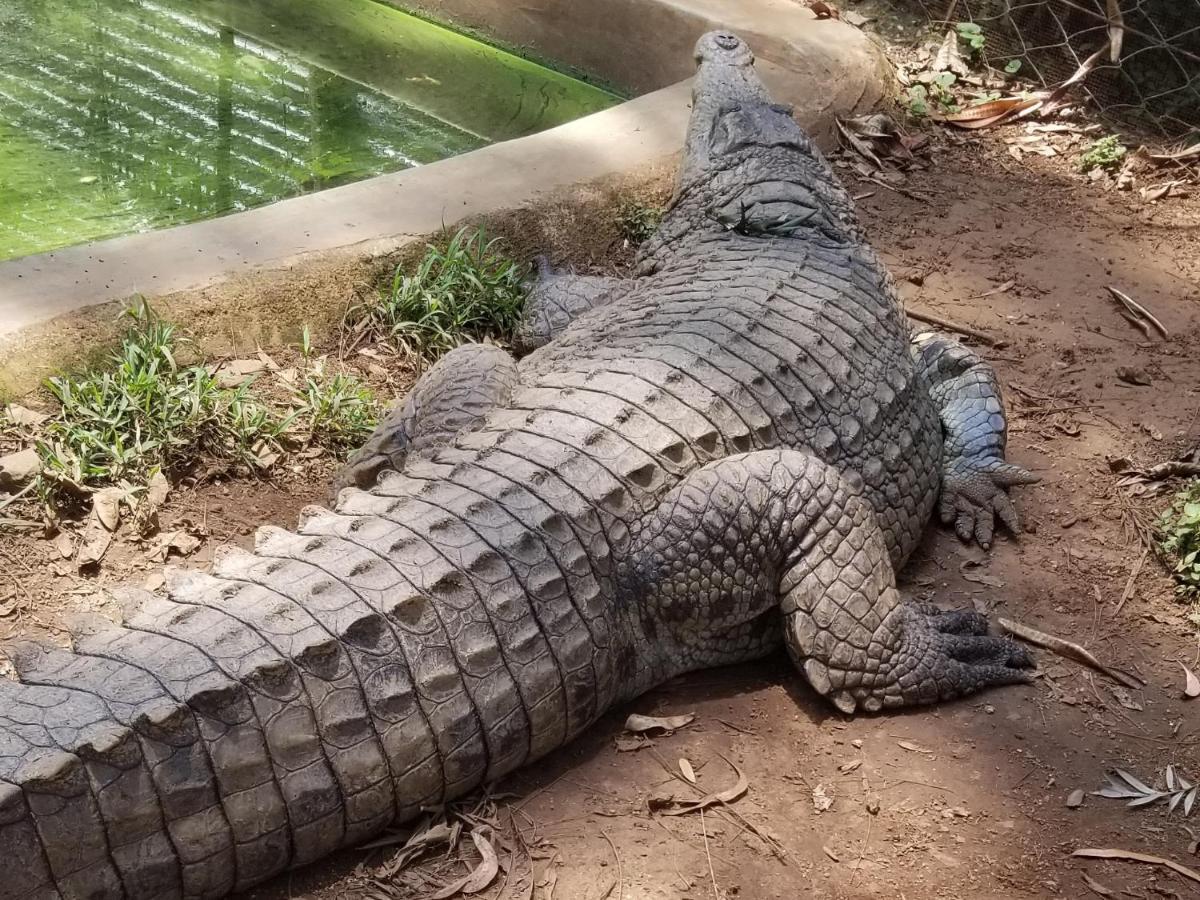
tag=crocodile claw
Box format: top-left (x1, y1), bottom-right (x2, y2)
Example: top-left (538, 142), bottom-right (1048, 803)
top-left (939, 457), bottom-right (1040, 549)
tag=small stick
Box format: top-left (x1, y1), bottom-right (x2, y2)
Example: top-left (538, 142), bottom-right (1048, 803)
top-left (600, 829), bottom-right (623, 900)
top-left (849, 814), bottom-right (874, 886)
top-left (700, 807), bottom-right (720, 900)
top-left (1107, 286), bottom-right (1169, 338)
top-left (863, 174), bottom-right (933, 204)
top-left (1072, 848), bottom-right (1200, 887)
top-left (1114, 549), bottom-right (1148, 616)
top-left (999, 618), bottom-right (1144, 690)
top-left (0, 482), bottom-right (35, 514)
top-left (905, 307), bottom-right (1004, 347)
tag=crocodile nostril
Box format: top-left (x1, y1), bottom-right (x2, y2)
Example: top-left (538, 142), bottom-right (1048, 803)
top-left (715, 33), bottom-right (740, 50)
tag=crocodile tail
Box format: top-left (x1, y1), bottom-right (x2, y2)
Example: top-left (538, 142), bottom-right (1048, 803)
top-left (0, 467), bottom-right (603, 900)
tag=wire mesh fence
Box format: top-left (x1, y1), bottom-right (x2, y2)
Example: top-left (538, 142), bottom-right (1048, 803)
top-left (899, 0), bottom-right (1200, 136)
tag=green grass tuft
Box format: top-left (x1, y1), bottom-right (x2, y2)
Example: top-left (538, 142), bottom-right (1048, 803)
top-left (1159, 479), bottom-right (1200, 600)
top-left (34, 301), bottom-right (380, 507)
top-left (352, 226), bottom-right (528, 358)
top-left (616, 200), bottom-right (663, 246)
top-left (37, 301), bottom-right (279, 495)
top-left (1079, 135), bottom-right (1127, 173)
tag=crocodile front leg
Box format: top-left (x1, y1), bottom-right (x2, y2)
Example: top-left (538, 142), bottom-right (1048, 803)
top-left (911, 331), bottom-right (1039, 548)
top-left (331, 343), bottom-right (519, 498)
top-left (512, 257), bottom-right (633, 354)
top-left (619, 449), bottom-right (1031, 713)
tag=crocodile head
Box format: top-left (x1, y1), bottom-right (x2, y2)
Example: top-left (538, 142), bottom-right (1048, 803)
top-left (675, 31), bottom-right (862, 244)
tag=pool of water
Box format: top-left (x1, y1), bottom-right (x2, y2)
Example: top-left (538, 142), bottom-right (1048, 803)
top-left (0, 0), bottom-right (620, 261)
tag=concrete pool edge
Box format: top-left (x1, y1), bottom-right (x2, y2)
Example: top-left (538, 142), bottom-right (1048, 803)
top-left (0, 5), bottom-right (891, 343)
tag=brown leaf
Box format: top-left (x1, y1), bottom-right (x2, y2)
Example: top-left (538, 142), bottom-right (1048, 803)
top-left (839, 759), bottom-right (863, 774)
top-left (1067, 789), bottom-right (1086, 808)
top-left (1116, 367), bottom-right (1152, 386)
top-left (92, 487), bottom-right (125, 532)
top-left (812, 783), bottom-right (834, 812)
top-left (897, 740), bottom-right (932, 754)
top-left (938, 97), bottom-right (1042, 130)
top-left (659, 757), bottom-right (748, 816)
top-left (5, 405), bottom-right (49, 427)
top-left (624, 713), bottom-right (694, 735)
top-left (1082, 873), bottom-right (1115, 897)
top-left (614, 736), bottom-right (654, 752)
top-left (77, 520), bottom-right (113, 569)
top-left (679, 758), bottom-right (696, 784)
top-left (1072, 848), bottom-right (1200, 886)
top-left (1181, 662), bottom-right (1200, 699)
top-left (959, 559), bottom-right (1005, 588)
top-left (0, 447), bottom-right (41, 487)
top-left (1140, 182), bottom-right (1177, 202)
top-left (1106, 0), bottom-right (1124, 62)
top-left (933, 29), bottom-right (968, 76)
top-left (807, 0), bottom-right (839, 19)
top-left (429, 829), bottom-right (499, 898)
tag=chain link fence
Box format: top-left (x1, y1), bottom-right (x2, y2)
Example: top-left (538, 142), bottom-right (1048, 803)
top-left (900, 0), bottom-right (1200, 136)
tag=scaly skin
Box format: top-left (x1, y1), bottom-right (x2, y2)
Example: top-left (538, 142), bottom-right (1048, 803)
top-left (0, 32), bottom-right (1035, 900)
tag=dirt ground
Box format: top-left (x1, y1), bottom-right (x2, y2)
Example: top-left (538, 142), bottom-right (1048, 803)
top-left (3, 116), bottom-right (1200, 899)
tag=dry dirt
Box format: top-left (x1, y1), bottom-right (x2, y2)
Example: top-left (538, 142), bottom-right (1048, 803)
top-left (2, 128), bottom-right (1200, 900)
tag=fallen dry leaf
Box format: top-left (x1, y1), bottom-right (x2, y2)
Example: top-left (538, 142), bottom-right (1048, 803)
top-left (838, 759), bottom-right (863, 775)
top-left (624, 713), bottom-right (694, 735)
top-left (679, 758), bottom-right (696, 784)
top-left (92, 486), bottom-right (125, 532)
top-left (897, 740), bottom-right (932, 754)
top-left (658, 757), bottom-right (748, 816)
top-left (932, 29), bottom-right (968, 77)
top-left (1082, 872), bottom-right (1115, 897)
top-left (430, 829), bottom-right (499, 898)
top-left (614, 736), bottom-right (654, 752)
top-left (77, 520), bottom-right (113, 569)
top-left (1067, 789), bottom-right (1086, 808)
top-left (823, 845), bottom-right (841, 862)
top-left (1181, 662), bottom-right (1200, 699)
top-left (812, 783), bottom-right (834, 812)
top-left (5, 405), bottom-right (49, 427)
top-left (1116, 366), bottom-right (1152, 386)
top-left (938, 97), bottom-right (1042, 130)
top-left (807, 0), bottom-right (839, 19)
top-left (959, 559), bottom-right (1005, 588)
top-left (1072, 848), bottom-right (1200, 886)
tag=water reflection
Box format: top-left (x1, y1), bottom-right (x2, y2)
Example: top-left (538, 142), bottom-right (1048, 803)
top-left (0, 0), bottom-right (618, 260)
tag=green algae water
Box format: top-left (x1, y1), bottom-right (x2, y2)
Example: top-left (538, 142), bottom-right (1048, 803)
top-left (0, 0), bottom-right (619, 261)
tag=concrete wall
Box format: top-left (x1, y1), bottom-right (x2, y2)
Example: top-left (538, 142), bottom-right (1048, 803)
top-left (399, 0), bottom-right (891, 137)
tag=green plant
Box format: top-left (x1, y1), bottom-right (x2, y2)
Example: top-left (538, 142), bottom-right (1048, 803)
top-left (955, 21), bottom-right (986, 59)
top-left (288, 372), bottom-right (379, 452)
top-left (36, 301), bottom-right (280, 497)
top-left (906, 75), bottom-right (960, 118)
top-left (1079, 135), bottom-right (1128, 173)
top-left (616, 200), bottom-right (663, 245)
top-left (1159, 479), bottom-right (1200, 598)
top-left (353, 227), bottom-right (528, 357)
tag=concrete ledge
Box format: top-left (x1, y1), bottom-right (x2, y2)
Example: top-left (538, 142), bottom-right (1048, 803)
top-left (400, 0), bottom-right (890, 125)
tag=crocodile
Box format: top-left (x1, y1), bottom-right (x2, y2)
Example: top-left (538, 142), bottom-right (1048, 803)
top-left (0, 32), bottom-right (1038, 900)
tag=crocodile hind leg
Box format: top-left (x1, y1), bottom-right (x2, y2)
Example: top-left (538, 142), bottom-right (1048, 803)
top-left (619, 449), bottom-right (1031, 714)
top-left (910, 331), bottom-right (1040, 549)
top-left (331, 343), bottom-right (519, 499)
top-left (511, 257), bottom-right (633, 354)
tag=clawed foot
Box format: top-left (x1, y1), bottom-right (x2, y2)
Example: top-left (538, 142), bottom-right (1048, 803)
top-left (940, 456), bottom-right (1040, 549)
top-left (908, 602), bottom-right (1032, 699)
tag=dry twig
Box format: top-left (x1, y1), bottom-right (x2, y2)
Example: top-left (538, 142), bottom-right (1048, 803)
top-left (1073, 848), bottom-right (1200, 886)
top-left (999, 618), bottom-right (1144, 690)
top-left (1107, 287), bottom-right (1168, 339)
top-left (906, 307), bottom-right (1004, 347)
